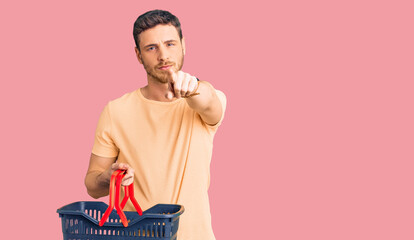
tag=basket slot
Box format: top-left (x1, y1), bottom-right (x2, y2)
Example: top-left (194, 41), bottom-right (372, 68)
top-left (150, 224), bottom-right (154, 237)
top-left (65, 218), bottom-right (81, 235)
top-left (84, 208), bottom-right (104, 221)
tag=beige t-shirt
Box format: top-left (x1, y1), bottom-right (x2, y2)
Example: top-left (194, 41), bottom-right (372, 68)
top-left (92, 88), bottom-right (226, 240)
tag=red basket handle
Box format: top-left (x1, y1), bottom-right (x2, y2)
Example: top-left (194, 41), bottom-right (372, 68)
top-left (99, 170), bottom-right (143, 227)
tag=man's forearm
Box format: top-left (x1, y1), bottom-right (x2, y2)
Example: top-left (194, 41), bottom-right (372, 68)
top-left (185, 81), bottom-right (222, 125)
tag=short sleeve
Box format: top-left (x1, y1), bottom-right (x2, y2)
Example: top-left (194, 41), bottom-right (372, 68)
top-left (91, 104), bottom-right (119, 158)
top-left (205, 90), bottom-right (227, 132)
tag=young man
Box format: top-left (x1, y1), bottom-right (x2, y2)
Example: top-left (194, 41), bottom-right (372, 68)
top-left (84, 10), bottom-right (226, 240)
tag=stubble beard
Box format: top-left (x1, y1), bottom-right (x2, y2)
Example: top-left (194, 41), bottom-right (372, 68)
top-left (143, 52), bottom-right (185, 84)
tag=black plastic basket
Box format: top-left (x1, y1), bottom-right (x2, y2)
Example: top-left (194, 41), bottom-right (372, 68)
top-left (57, 201), bottom-right (184, 240)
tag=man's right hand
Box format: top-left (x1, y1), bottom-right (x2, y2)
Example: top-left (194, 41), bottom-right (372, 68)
top-left (102, 162), bottom-right (135, 186)
top-left (85, 154), bottom-right (135, 199)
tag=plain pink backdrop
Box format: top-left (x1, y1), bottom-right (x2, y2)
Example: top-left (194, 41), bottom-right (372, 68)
top-left (1, 0), bottom-right (413, 239)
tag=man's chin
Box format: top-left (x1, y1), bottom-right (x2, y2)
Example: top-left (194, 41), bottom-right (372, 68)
top-left (150, 75), bottom-right (169, 84)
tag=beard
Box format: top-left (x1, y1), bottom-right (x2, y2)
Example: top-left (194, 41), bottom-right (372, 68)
top-left (142, 52), bottom-right (184, 84)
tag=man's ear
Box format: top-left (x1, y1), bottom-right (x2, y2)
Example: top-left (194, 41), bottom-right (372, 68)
top-left (135, 47), bottom-right (143, 64)
top-left (181, 37), bottom-right (186, 55)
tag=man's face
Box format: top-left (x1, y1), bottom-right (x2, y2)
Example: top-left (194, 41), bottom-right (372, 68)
top-left (136, 24), bottom-right (185, 84)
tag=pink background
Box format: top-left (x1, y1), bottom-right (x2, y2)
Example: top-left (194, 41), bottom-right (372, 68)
top-left (1, 0), bottom-right (413, 239)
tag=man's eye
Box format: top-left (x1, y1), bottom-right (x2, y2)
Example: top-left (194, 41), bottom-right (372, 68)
top-left (167, 43), bottom-right (175, 47)
top-left (147, 47), bottom-right (155, 51)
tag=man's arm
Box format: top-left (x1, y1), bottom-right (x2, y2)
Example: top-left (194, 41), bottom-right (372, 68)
top-left (85, 153), bottom-right (134, 199)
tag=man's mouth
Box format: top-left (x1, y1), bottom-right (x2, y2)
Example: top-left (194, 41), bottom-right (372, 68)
top-left (159, 65), bottom-right (172, 70)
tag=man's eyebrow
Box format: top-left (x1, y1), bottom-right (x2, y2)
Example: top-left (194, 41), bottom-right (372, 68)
top-left (164, 39), bottom-right (178, 43)
top-left (143, 40), bottom-right (178, 49)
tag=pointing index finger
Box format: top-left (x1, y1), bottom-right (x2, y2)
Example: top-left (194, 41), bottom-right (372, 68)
top-left (168, 68), bottom-right (176, 83)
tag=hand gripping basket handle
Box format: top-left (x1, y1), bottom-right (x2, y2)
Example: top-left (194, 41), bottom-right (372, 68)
top-left (98, 170), bottom-right (143, 227)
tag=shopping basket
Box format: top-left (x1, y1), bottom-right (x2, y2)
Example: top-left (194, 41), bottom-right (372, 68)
top-left (57, 170), bottom-right (184, 240)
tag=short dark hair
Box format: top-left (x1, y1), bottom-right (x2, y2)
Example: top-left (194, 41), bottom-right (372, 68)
top-left (133, 10), bottom-right (183, 52)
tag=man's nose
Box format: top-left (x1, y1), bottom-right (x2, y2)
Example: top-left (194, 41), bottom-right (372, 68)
top-left (157, 46), bottom-right (169, 62)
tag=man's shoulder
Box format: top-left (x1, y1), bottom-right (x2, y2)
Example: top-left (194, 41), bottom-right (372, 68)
top-left (214, 89), bottom-right (226, 107)
top-left (104, 89), bottom-right (140, 114)
top-left (108, 89), bottom-right (139, 106)
top-left (215, 89), bottom-right (226, 98)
